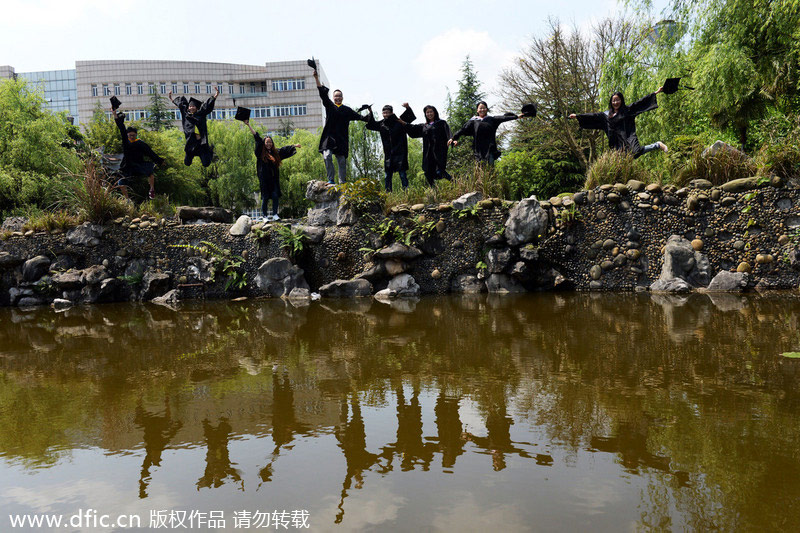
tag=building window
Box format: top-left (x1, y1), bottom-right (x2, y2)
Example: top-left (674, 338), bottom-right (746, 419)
top-left (102, 84), bottom-right (110, 96)
top-left (160, 83), bottom-right (167, 94)
top-left (194, 83), bottom-right (200, 93)
top-left (91, 85), bottom-right (98, 97)
top-left (125, 84), bottom-right (132, 95)
top-left (216, 84), bottom-right (222, 94)
top-left (137, 83), bottom-right (144, 95)
top-left (239, 84), bottom-right (245, 94)
top-left (260, 81), bottom-right (267, 93)
top-left (113, 84), bottom-right (120, 96)
top-left (227, 84), bottom-right (233, 94)
top-left (148, 84), bottom-right (156, 94)
top-left (183, 83), bottom-right (189, 93)
top-left (172, 83), bottom-right (178, 94)
top-left (271, 79), bottom-right (306, 91)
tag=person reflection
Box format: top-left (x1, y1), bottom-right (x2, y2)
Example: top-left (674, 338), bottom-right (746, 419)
top-left (135, 398), bottom-right (182, 499)
top-left (465, 393), bottom-right (532, 471)
top-left (434, 392), bottom-right (467, 469)
top-left (380, 385), bottom-right (435, 472)
top-left (258, 370), bottom-right (309, 485)
top-left (335, 394), bottom-right (379, 524)
top-left (196, 417), bottom-right (243, 490)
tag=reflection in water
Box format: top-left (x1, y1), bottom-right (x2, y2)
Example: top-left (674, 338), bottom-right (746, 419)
top-left (2, 293), bottom-right (800, 530)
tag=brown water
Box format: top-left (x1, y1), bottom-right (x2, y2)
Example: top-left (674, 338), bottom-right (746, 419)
top-left (1, 293), bottom-right (800, 532)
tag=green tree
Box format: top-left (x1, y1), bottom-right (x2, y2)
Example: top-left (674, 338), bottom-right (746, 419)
top-left (445, 56), bottom-right (487, 174)
top-left (206, 121), bottom-right (257, 210)
top-left (146, 92), bottom-right (174, 132)
top-left (349, 119), bottom-right (383, 182)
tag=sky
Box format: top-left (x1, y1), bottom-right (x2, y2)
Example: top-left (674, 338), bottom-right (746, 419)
top-left (0, 0), bottom-right (665, 117)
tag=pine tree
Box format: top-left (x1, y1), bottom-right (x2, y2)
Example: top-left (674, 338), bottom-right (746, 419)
top-left (445, 55), bottom-right (486, 128)
top-left (146, 91), bottom-right (174, 131)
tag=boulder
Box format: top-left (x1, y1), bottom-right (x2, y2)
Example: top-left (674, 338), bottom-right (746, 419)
top-left (52, 298), bottom-right (73, 311)
top-left (140, 271), bottom-right (171, 301)
top-left (80, 265), bottom-right (110, 286)
top-left (229, 215), bottom-right (252, 236)
top-left (305, 180), bottom-right (340, 203)
top-left (22, 255), bottom-right (51, 282)
top-left (487, 248), bottom-right (513, 274)
top-left (295, 225), bottom-right (326, 244)
top-left (452, 192), bottom-right (483, 210)
top-left (52, 270), bottom-right (83, 290)
top-left (256, 257), bottom-right (310, 297)
top-left (504, 196), bottom-right (549, 246)
top-left (66, 222), bottom-right (105, 246)
top-left (649, 235), bottom-right (711, 292)
top-left (177, 206), bottom-right (234, 223)
top-left (706, 271), bottom-right (749, 292)
top-left (373, 243), bottom-right (423, 261)
top-left (0, 252), bottom-right (24, 270)
top-left (319, 279), bottom-right (373, 298)
top-left (387, 274), bottom-right (420, 297)
top-left (152, 289), bottom-right (180, 307)
top-left (486, 274), bottom-right (526, 294)
top-left (450, 274), bottom-right (485, 294)
top-left (336, 204), bottom-right (357, 226)
top-left (721, 177), bottom-right (758, 193)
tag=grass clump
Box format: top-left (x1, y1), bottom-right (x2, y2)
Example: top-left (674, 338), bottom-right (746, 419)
top-left (584, 151), bottom-right (655, 189)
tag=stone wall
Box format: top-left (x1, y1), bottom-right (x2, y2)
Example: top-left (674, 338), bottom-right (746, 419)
top-left (1, 178), bottom-right (799, 308)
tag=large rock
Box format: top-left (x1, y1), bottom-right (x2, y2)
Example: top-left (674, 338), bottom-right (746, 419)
top-left (706, 271), bottom-right (749, 292)
top-left (66, 222), bottom-right (105, 246)
top-left (306, 181), bottom-right (341, 226)
top-left (451, 274), bottom-right (485, 294)
top-left (177, 206), bottom-right (234, 223)
top-left (140, 271), bottom-right (172, 301)
top-left (80, 265), bottom-right (110, 286)
top-left (504, 196), bottom-right (549, 246)
top-left (22, 255), bottom-right (51, 282)
top-left (52, 270), bottom-right (83, 290)
top-left (486, 274), bottom-right (526, 294)
top-left (256, 257), bottom-right (309, 297)
top-left (373, 243), bottom-right (423, 261)
top-left (295, 225), bottom-right (326, 244)
top-left (386, 274), bottom-right (420, 297)
top-left (702, 140), bottom-right (746, 159)
top-left (650, 235), bottom-right (711, 292)
top-left (152, 289), bottom-right (180, 307)
top-left (452, 192), bottom-right (482, 210)
top-left (229, 215), bottom-right (252, 236)
top-left (336, 204), bottom-right (357, 226)
top-left (0, 252), bottom-right (24, 270)
top-left (82, 277), bottom-right (126, 304)
top-left (721, 177), bottom-right (758, 193)
top-left (487, 248), bottom-right (513, 274)
top-left (319, 279), bottom-right (373, 298)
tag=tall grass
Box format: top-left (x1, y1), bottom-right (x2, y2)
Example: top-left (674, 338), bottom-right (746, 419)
top-left (62, 158), bottom-right (134, 223)
top-left (584, 151), bottom-right (656, 189)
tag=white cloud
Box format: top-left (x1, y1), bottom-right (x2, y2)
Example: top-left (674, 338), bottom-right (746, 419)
top-left (413, 28), bottom-right (517, 109)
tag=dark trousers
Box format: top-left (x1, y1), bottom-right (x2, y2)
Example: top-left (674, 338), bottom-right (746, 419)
top-left (184, 139), bottom-right (213, 167)
top-left (261, 188), bottom-right (279, 217)
top-left (385, 170), bottom-right (408, 192)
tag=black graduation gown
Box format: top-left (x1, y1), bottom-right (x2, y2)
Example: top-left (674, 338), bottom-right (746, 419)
top-left (254, 133), bottom-right (296, 198)
top-left (115, 113), bottom-right (163, 177)
top-left (576, 92), bottom-right (658, 158)
top-left (365, 108), bottom-right (416, 173)
top-left (403, 108), bottom-right (451, 178)
top-left (317, 86), bottom-right (366, 156)
top-left (452, 113), bottom-right (518, 161)
top-left (174, 96), bottom-right (216, 153)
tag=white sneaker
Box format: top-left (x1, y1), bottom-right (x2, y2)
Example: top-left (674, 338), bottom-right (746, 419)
top-left (271, 214), bottom-right (281, 221)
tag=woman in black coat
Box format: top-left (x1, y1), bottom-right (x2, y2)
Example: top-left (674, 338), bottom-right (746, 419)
top-left (401, 103), bottom-right (452, 187)
top-left (448, 101), bottom-right (525, 165)
top-left (244, 120), bottom-right (300, 221)
top-left (568, 87), bottom-right (668, 157)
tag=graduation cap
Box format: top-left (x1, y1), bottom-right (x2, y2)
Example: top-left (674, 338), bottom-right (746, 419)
top-left (662, 77), bottom-right (694, 95)
top-left (188, 97), bottom-right (203, 109)
top-left (235, 106), bottom-right (251, 121)
top-left (521, 103), bottom-right (537, 118)
top-left (357, 104), bottom-right (372, 112)
top-left (307, 57), bottom-right (317, 71)
top-left (109, 96), bottom-right (122, 109)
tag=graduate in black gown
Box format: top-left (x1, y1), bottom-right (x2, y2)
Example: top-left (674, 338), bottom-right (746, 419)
top-left (169, 88), bottom-right (219, 167)
top-left (312, 69), bottom-right (368, 184)
top-left (401, 103), bottom-right (452, 187)
top-left (365, 104), bottom-right (416, 192)
top-left (448, 101), bottom-right (526, 164)
top-left (111, 105), bottom-right (163, 200)
top-left (244, 120), bottom-right (301, 221)
top-left (568, 86), bottom-right (668, 157)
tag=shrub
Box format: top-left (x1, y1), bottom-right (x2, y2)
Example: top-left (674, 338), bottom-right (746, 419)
top-left (338, 177), bottom-right (386, 215)
top-left (495, 150), bottom-right (547, 199)
top-left (585, 151), bottom-right (655, 189)
top-left (673, 141), bottom-right (756, 186)
top-left (62, 158), bottom-right (134, 223)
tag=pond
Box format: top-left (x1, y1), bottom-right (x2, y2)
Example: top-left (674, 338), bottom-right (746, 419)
top-left (1, 293), bottom-right (800, 532)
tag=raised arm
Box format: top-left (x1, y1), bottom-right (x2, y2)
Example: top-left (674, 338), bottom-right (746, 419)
top-left (628, 92), bottom-right (658, 116)
top-left (450, 119), bottom-right (474, 144)
top-left (364, 111), bottom-right (381, 132)
top-left (278, 145), bottom-right (297, 160)
top-left (142, 142), bottom-right (164, 166)
top-left (198, 92), bottom-right (217, 117)
top-left (317, 85), bottom-right (335, 112)
top-left (244, 119), bottom-right (257, 136)
top-left (572, 112), bottom-right (607, 131)
top-left (113, 109), bottom-right (129, 146)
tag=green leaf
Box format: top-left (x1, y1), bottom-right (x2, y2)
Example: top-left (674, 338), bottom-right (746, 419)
top-left (781, 352), bottom-right (800, 359)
